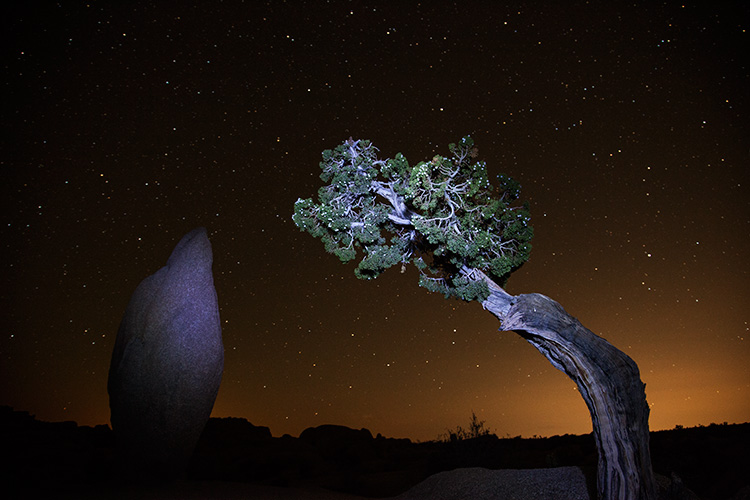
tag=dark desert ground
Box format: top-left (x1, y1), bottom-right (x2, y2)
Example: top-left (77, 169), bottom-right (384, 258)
top-left (3, 406), bottom-right (748, 500)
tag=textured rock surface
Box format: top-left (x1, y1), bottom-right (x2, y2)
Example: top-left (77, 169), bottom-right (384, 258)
top-left (393, 467), bottom-right (593, 500)
top-left (107, 227), bottom-right (224, 480)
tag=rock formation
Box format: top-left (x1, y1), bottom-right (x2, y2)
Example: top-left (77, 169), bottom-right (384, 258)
top-left (394, 467), bottom-right (593, 500)
top-left (107, 227), bottom-right (224, 480)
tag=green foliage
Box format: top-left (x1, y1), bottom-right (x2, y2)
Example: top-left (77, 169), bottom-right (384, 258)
top-left (293, 136), bottom-right (533, 301)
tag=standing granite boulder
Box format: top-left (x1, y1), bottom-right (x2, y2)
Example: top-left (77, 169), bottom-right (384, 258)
top-left (107, 227), bottom-right (224, 480)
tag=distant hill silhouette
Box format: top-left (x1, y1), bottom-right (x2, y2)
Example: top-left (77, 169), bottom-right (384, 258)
top-left (2, 405), bottom-right (748, 499)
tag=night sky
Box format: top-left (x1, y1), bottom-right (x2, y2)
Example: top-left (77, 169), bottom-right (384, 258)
top-left (2, 1), bottom-right (748, 442)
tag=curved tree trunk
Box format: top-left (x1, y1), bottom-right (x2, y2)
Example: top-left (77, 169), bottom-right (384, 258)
top-left (479, 273), bottom-right (657, 500)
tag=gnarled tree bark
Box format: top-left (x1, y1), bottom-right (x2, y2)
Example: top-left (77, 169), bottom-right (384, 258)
top-left (478, 271), bottom-right (657, 500)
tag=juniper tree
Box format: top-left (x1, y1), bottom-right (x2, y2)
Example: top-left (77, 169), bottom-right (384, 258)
top-left (293, 137), bottom-right (657, 500)
top-left (293, 137), bottom-right (532, 300)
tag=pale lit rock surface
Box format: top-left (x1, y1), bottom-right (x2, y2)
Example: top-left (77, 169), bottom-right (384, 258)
top-left (393, 467), bottom-right (592, 500)
top-left (107, 227), bottom-right (224, 480)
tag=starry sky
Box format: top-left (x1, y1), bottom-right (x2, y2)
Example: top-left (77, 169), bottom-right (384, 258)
top-left (2, 1), bottom-right (748, 442)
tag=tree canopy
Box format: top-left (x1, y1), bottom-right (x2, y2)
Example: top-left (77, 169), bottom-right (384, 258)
top-left (293, 136), bottom-right (533, 301)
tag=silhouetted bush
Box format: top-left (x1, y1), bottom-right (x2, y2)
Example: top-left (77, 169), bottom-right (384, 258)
top-left (439, 411), bottom-right (493, 442)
